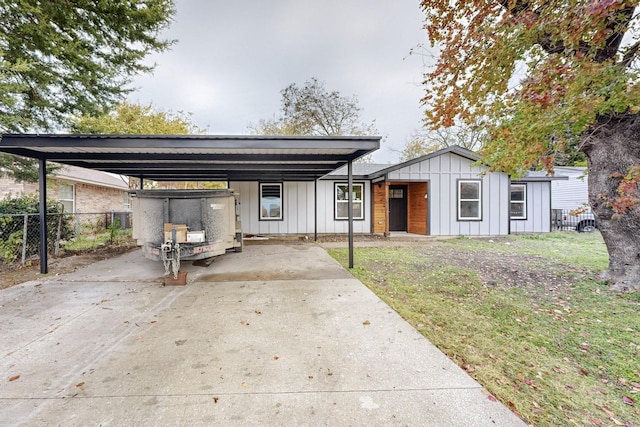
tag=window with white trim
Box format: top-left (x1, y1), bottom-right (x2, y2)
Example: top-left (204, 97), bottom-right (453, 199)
top-left (335, 183), bottom-right (364, 220)
top-left (59, 183), bottom-right (75, 213)
top-left (510, 183), bottom-right (527, 220)
top-left (260, 183), bottom-right (282, 220)
top-left (457, 180), bottom-right (481, 220)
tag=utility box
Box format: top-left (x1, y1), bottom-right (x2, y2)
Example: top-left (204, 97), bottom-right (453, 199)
top-left (130, 189), bottom-right (243, 264)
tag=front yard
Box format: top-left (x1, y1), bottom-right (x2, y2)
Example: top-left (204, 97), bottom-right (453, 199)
top-left (329, 232), bottom-right (639, 426)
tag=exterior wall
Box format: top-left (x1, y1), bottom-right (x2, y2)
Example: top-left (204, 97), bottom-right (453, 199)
top-left (71, 182), bottom-right (129, 212)
top-left (387, 152), bottom-right (510, 236)
top-left (407, 182), bottom-right (428, 235)
top-left (230, 180), bottom-right (372, 235)
top-left (372, 182), bottom-right (387, 234)
top-left (551, 167), bottom-right (588, 210)
top-left (0, 175), bottom-right (37, 198)
top-left (510, 181), bottom-right (552, 233)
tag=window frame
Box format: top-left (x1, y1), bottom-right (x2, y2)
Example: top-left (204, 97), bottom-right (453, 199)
top-left (334, 182), bottom-right (365, 221)
top-left (510, 183), bottom-right (527, 220)
top-left (59, 182), bottom-right (75, 213)
top-left (259, 182), bottom-right (283, 221)
top-left (457, 179), bottom-right (482, 221)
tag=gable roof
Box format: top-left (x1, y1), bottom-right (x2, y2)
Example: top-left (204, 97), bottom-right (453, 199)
top-left (56, 165), bottom-right (129, 190)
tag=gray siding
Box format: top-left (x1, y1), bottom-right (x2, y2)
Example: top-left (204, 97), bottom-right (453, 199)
top-left (510, 181), bottom-right (552, 233)
top-left (387, 153), bottom-right (510, 236)
top-left (230, 180), bottom-right (372, 235)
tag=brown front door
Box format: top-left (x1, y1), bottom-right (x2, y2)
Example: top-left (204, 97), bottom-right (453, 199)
top-left (389, 185), bottom-right (407, 231)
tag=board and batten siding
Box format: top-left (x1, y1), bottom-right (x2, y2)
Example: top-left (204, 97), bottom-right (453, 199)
top-left (510, 181), bottom-right (552, 233)
top-left (386, 152), bottom-right (510, 236)
top-left (230, 180), bottom-right (372, 235)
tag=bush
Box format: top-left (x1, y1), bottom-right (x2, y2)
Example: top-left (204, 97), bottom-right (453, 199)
top-left (0, 194), bottom-right (72, 263)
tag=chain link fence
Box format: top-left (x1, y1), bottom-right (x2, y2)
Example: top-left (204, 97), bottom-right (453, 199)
top-left (0, 211), bottom-right (133, 267)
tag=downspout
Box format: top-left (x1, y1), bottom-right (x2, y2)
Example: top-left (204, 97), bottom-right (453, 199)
top-left (38, 157), bottom-right (48, 274)
top-left (348, 160), bottom-right (354, 268)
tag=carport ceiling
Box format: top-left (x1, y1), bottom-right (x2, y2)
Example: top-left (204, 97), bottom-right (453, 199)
top-left (0, 134), bottom-right (381, 181)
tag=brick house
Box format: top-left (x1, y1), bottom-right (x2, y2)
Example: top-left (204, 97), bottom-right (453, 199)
top-left (1, 164), bottom-right (130, 213)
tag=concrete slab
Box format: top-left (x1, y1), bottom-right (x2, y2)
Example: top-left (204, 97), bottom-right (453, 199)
top-left (0, 244), bottom-right (525, 426)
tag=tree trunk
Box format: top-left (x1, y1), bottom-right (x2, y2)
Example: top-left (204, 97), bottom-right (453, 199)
top-left (582, 113), bottom-right (640, 292)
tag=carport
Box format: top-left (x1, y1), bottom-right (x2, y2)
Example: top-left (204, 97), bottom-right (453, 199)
top-left (0, 133), bottom-right (380, 273)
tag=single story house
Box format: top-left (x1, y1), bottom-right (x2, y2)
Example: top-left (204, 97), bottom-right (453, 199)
top-left (231, 145), bottom-right (565, 237)
top-left (1, 164), bottom-right (130, 213)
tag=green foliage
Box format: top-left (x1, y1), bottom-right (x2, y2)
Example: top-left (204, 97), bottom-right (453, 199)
top-left (420, 1), bottom-right (640, 176)
top-left (0, 193), bottom-right (72, 263)
top-left (248, 77), bottom-right (378, 137)
top-left (71, 101), bottom-right (207, 135)
top-left (0, 0), bottom-right (175, 133)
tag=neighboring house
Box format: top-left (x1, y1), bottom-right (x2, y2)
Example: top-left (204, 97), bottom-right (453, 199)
top-left (231, 146), bottom-right (564, 237)
top-left (551, 166), bottom-right (589, 211)
top-left (0, 164), bottom-right (130, 213)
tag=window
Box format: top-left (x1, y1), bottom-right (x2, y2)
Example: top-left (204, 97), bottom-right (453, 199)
top-left (510, 184), bottom-right (527, 220)
top-left (260, 183), bottom-right (282, 220)
top-left (457, 180), bottom-right (481, 221)
top-left (335, 183), bottom-right (364, 220)
top-left (123, 192), bottom-right (132, 210)
top-left (59, 183), bottom-right (75, 213)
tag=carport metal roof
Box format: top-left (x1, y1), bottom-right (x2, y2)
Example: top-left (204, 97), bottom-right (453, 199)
top-left (0, 133), bottom-right (380, 274)
top-left (0, 134), bottom-right (380, 181)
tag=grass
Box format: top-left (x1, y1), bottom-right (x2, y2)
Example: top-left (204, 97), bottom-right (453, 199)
top-left (62, 229), bottom-right (132, 252)
top-left (329, 232), bottom-right (639, 426)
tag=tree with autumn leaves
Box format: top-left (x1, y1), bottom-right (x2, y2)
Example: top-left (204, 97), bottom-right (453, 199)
top-left (421, 0), bottom-right (640, 291)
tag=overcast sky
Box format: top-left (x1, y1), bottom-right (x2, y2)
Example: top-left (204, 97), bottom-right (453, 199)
top-left (129, 0), bottom-right (431, 163)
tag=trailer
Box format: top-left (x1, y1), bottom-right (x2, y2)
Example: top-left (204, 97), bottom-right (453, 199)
top-left (130, 189), bottom-right (242, 282)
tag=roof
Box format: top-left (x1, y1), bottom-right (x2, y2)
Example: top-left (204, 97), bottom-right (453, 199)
top-left (56, 164), bottom-right (129, 190)
top-left (518, 171), bottom-right (569, 182)
top-left (0, 134), bottom-right (380, 182)
top-left (324, 163), bottom-right (390, 178)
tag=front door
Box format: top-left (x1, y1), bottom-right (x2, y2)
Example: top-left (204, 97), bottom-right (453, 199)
top-left (389, 185), bottom-right (407, 231)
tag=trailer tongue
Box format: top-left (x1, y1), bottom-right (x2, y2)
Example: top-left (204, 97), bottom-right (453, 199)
top-left (130, 189), bottom-right (243, 283)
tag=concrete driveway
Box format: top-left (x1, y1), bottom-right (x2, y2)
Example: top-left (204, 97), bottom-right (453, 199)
top-left (0, 243), bottom-right (525, 426)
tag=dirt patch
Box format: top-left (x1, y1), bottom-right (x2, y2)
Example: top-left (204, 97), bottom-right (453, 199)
top-left (0, 241), bottom-right (138, 290)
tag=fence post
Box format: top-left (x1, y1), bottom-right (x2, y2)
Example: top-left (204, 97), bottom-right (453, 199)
top-left (21, 214), bottom-right (28, 265)
top-left (55, 212), bottom-right (63, 256)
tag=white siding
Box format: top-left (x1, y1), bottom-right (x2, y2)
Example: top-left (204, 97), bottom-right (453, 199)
top-left (510, 181), bottom-right (552, 233)
top-left (230, 180), bottom-right (372, 235)
top-left (388, 153), bottom-right (510, 236)
top-left (551, 167), bottom-right (589, 210)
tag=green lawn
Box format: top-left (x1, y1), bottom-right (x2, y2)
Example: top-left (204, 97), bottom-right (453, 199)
top-left (329, 232), bottom-right (639, 426)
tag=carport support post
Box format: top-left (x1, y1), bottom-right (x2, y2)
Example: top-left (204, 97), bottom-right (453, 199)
top-left (314, 179), bottom-right (318, 241)
top-left (348, 160), bottom-right (354, 268)
top-left (38, 157), bottom-right (48, 274)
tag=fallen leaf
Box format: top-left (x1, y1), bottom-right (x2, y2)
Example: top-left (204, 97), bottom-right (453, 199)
top-left (488, 352), bottom-right (498, 360)
top-left (487, 394), bottom-right (497, 402)
top-left (76, 382), bottom-right (85, 387)
top-left (273, 355), bottom-right (279, 360)
top-left (255, 310), bottom-right (261, 315)
top-left (622, 396), bottom-right (634, 406)
top-left (611, 417), bottom-right (624, 426)
top-left (213, 397), bottom-right (219, 403)
top-left (9, 375), bottom-right (20, 382)
top-left (150, 321), bottom-right (157, 324)
top-left (601, 407), bottom-right (615, 417)
top-left (362, 320), bottom-right (371, 325)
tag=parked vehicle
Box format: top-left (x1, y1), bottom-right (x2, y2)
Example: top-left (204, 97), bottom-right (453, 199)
top-left (552, 208), bottom-right (597, 232)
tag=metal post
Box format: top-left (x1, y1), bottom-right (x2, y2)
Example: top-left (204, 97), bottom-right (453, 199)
top-left (38, 157), bottom-right (48, 274)
top-left (21, 214), bottom-right (28, 265)
top-left (314, 179), bottom-right (318, 242)
top-left (348, 160), bottom-right (354, 268)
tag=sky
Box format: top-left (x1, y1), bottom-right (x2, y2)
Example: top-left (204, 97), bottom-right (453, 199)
top-left (129, 0), bottom-right (432, 163)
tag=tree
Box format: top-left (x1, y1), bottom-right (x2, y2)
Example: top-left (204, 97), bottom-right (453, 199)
top-left (71, 101), bottom-right (206, 135)
top-left (0, 0), bottom-right (175, 181)
top-left (399, 124), bottom-right (486, 162)
top-left (421, 1), bottom-right (640, 291)
top-left (71, 101), bottom-right (221, 190)
top-left (248, 77), bottom-right (379, 137)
